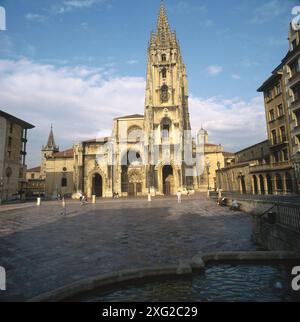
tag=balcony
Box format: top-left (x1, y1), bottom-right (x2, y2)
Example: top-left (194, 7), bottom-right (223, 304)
top-left (290, 98), bottom-right (300, 112)
top-left (250, 161), bottom-right (293, 173)
top-left (288, 71), bottom-right (300, 88)
top-left (270, 136), bottom-right (289, 148)
top-left (292, 124), bottom-right (300, 136)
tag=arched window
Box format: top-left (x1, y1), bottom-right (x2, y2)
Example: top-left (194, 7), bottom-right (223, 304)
top-left (267, 175), bottom-right (273, 195)
top-left (162, 68), bottom-right (167, 79)
top-left (276, 174), bottom-right (283, 192)
top-left (161, 117), bottom-right (171, 142)
top-left (253, 175), bottom-right (258, 194)
top-left (285, 172), bottom-right (293, 193)
top-left (162, 54), bottom-right (166, 62)
top-left (161, 85), bottom-right (169, 102)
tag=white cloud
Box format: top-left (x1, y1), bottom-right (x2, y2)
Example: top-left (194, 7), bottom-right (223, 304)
top-left (25, 13), bottom-right (47, 23)
top-left (231, 74), bottom-right (241, 80)
top-left (206, 65), bottom-right (223, 76)
top-left (0, 59), bottom-right (267, 166)
top-left (126, 59), bottom-right (139, 65)
top-left (53, 0), bottom-right (110, 14)
top-left (250, 0), bottom-right (290, 24)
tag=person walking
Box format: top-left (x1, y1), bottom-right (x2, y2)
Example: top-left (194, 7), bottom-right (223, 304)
top-left (177, 190), bottom-right (182, 204)
top-left (61, 197), bottom-right (67, 216)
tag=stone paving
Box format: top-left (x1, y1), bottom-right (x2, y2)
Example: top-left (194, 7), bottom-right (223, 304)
top-left (0, 194), bottom-right (256, 301)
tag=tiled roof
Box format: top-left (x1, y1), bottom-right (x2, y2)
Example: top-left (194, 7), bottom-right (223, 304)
top-left (53, 148), bottom-right (74, 158)
top-left (27, 166), bottom-right (41, 172)
top-left (115, 114), bottom-right (144, 120)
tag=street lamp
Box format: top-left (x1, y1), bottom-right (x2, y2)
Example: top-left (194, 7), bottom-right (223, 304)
top-left (217, 161), bottom-right (221, 191)
top-left (205, 160), bottom-right (211, 191)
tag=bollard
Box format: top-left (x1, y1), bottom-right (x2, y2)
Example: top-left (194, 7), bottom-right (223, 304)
top-left (62, 198), bottom-right (66, 208)
top-left (37, 197), bottom-right (41, 206)
top-left (92, 195), bottom-right (96, 204)
top-left (148, 193), bottom-right (151, 202)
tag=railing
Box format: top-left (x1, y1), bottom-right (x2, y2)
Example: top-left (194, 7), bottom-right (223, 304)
top-left (276, 204), bottom-right (300, 231)
top-left (222, 191), bottom-right (300, 204)
top-left (249, 161), bottom-right (292, 172)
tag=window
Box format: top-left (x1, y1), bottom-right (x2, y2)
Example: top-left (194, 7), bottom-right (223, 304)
top-left (292, 39), bottom-right (297, 50)
top-left (277, 104), bottom-right (284, 117)
top-left (162, 124), bottom-right (170, 139)
top-left (9, 123), bottom-right (13, 133)
top-left (273, 151), bottom-right (280, 163)
top-left (269, 109), bottom-right (275, 121)
top-left (265, 88), bottom-right (272, 100)
top-left (31, 173), bottom-right (35, 179)
top-left (272, 130), bottom-right (277, 145)
top-left (161, 54), bottom-right (166, 62)
top-left (280, 126), bottom-right (287, 142)
top-left (161, 68), bottom-right (167, 78)
top-left (293, 83), bottom-right (300, 101)
top-left (275, 82), bottom-right (282, 95)
top-left (290, 59), bottom-right (299, 76)
top-left (8, 137), bottom-right (12, 148)
top-left (160, 84), bottom-right (169, 102)
top-left (61, 177), bottom-right (67, 187)
top-left (282, 149), bottom-right (289, 161)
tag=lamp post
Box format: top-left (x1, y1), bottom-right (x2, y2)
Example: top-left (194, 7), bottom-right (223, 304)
top-left (205, 160), bottom-right (211, 191)
top-left (217, 161), bottom-right (221, 191)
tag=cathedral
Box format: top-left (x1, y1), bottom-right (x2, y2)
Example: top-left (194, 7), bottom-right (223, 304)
top-left (27, 1), bottom-right (230, 199)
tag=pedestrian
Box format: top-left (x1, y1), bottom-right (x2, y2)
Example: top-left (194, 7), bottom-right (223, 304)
top-left (61, 197), bottom-right (67, 216)
top-left (177, 190), bottom-right (182, 204)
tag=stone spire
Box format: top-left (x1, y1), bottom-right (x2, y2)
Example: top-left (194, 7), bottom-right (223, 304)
top-left (156, 0), bottom-right (171, 44)
top-left (43, 125), bottom-right (59, 151)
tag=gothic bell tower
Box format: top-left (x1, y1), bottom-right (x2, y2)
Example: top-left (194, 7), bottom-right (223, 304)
top-left (144, 1), bottom-right (193, 194)
top-left (145, 0), bottom-right (191, 133)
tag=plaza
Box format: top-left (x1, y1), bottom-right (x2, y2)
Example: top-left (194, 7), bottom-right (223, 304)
top-left (0, 194), bottom-right (255, 301)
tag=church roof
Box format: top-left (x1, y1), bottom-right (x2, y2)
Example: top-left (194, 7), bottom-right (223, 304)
top-left (115, 114), bottom-right (144, 120)
top-left (53, 148), bottom-right (74, 158)
top-left (27, 166), bottom-right (41, 172)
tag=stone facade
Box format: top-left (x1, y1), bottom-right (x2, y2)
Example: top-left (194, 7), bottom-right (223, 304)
top-left (0, 110), bottom-right (34, 202)
top-left (72, 2), bottom-right (229, 198)
top-left (218, 23), bottom-right (300, 196)
top-left (26, 2), bottom-right (229, 199)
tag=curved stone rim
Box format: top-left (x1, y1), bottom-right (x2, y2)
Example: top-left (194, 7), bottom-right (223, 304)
top-left (28, 251), bottom-right (300, 302)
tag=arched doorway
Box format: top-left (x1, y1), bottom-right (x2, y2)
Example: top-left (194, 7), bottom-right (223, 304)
top-left (163, 165), bottom-right (174, 195)
top-left (259, 175), bottom-right (265, 195)
top-left (253, 175), bottom-right (258, 195)
top-left (92, 174), bottom-right (103, 197)
top-left (240, 176), bottom-right (246, 194)
top-left (267, 175), bottom-right (273, 195)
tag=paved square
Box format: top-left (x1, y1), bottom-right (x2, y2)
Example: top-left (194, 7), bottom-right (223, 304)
top-left (0, 194), bottom-right (255, 301)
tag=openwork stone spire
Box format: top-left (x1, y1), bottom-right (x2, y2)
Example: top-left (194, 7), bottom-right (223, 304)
top-left (156, 0), bottom-right (171, 45)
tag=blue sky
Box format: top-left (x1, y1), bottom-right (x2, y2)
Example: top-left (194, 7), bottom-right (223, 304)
top-left (0, 0), bottom-right (298, 166)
